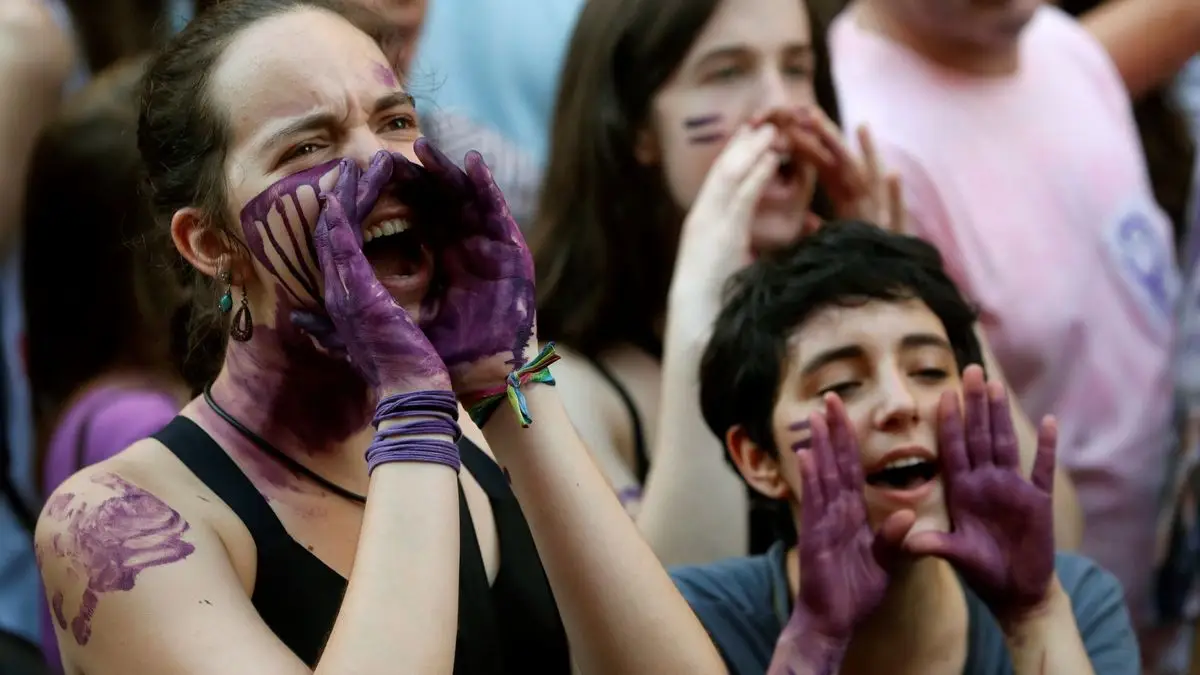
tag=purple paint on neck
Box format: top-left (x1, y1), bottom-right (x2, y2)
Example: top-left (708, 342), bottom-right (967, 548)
top-left (373, 62), bottom-right (399, 87)
top-left (217, 290), bottom-right (373, 455)
top-left (684, 114), bottom-right (721, 129)
top-left (239, 160), bottom-right (339, 307)
top-left (44, 474), bottom-right (195, 645)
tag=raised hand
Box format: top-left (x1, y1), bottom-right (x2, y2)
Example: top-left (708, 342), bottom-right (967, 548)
top-left (772, 395), bottom-right (914, 673)
top-left (389, 139), bottom-right (537, 397)
top-left (668, 123), bottom-right (780, 333)
top-left (903, 365), bottom-right (1057, 626)
top-left (312, 157), bottom-right (451, 396)
top-left (771, 107), bottom-right (904, 233)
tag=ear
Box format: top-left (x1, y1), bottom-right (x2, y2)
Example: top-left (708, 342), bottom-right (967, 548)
top-left (171, 207), bottom-right (247, 281)
top-left (725, 425), bottom-right (790, 500)
top-left (632, 124), bottom-right (660, 166)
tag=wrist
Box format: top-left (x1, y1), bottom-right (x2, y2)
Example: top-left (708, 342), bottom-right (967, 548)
top-left (997, 576), bottom-right (1070, 640)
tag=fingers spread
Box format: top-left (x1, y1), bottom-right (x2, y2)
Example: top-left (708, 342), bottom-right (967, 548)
top-left (961, 365), bottom-right (992, 469)
top-left (825, 394), bottom-right (864, 490)
top-left (986, 382), bottom-right (1020, 470)
top-left (1030, 416), bottom-right (1058, 494)
top-left (936, 390), bottom-right (970, 477)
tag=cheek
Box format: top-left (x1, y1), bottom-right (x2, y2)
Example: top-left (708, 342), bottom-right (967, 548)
top-left (238, 159), bottom-right (341, 309)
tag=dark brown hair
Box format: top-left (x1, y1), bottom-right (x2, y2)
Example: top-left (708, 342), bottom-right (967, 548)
top-left (1058, 0), bottom-right (1197, 246)
top-left (22, 55), bottom-right (183, 457)
top-left (138, 0), bottom-right (390, 387)
top-left (531, 0), bottom-right (843, 359)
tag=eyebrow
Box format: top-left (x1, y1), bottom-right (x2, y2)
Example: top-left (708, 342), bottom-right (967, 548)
top-left (259, 91), bottom-right (417, 151)
top-left (798, 333), bottom-right (953, 377)
top-left (694, 43), bottom-right (813, 68)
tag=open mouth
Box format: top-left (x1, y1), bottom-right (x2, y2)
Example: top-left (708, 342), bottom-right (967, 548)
top-left (362, 217), bottom-right (426, 279)
top-left (776, 155), bottom-right (800, 182)
top-left (865, 457), bottom-right (940, 491)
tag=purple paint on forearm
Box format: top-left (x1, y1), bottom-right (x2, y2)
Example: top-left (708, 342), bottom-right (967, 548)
top-left (239, 160), bottom-right (339, 307)
top-left (42, 474), bottom-right (195, 646)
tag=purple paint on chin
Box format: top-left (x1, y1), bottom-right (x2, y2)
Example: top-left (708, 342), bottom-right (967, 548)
top-left (373, 63), bottom-right (398, 87)
top-left (239, 159), bottom-right (340, 306)
top-left (44, 474), bottom-right (195, 646)
top-left (688, 133), bottom-right (725, 145)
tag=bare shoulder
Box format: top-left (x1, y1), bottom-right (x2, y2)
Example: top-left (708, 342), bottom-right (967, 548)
top-left (35, 441), bottom-right (298, 674)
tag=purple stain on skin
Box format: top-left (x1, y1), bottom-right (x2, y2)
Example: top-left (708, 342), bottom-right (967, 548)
top-left (683, 114), bottom-right (721, 129)
top-left (239, 159), bottom-right (340, 307)
top-left (789, 418), bottom-right (812, 451)
top-left (42, 474), bottom-right (195, 646)
top-left (212, 288), bottom-right (374, 455)
top-left (372, 62), bottom-right (398, 87)
top-left (688, 132), bottom-right (726, 145)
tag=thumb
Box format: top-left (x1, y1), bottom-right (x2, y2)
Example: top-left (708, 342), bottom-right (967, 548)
top-left (871, 509), bottom-right (916, 569)
top-left (902, 531), bottom-right (969, 563)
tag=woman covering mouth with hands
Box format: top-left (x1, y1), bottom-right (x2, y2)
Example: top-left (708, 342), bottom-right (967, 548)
top-left (33, 1), bottom-right (725, 674)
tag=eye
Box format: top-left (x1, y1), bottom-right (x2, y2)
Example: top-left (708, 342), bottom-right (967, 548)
top-left (912, 368), bottom-right (949, 382)
top-left (818, 381), bottom-right (860, 398)
top-left (706, 64), bottom-right (745, 82)
top-left (383, 114), bottom-right (418, 132)
top-left (280, 142), bottom-right (324, 164)
top-left (784, 63), bottom-right (815, 78)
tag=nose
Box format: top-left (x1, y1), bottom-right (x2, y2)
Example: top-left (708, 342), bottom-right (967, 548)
top-left (753, 68), bottom-right (793, 118)
top-left (870, 367), bottom-right (919, 432)
top-left (342, 130), bottom-right (391, 170)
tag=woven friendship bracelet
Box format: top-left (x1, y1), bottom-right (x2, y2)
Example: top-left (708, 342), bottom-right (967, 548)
top-left (465, 342), bottom-right (560, 429)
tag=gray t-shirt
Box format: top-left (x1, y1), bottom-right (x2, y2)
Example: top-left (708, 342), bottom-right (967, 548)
top-left (671, 544), bottom-right (1140, 674)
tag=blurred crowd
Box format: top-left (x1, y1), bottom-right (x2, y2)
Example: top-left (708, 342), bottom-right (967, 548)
top-left (0, 0), bottom-right (1198, 673)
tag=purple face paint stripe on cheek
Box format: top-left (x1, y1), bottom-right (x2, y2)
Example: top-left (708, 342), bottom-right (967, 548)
top-left (271, 203), bottom-right (321, 301)
top-left (683, 114), bottom-right (721, 129)
top-left (688, 133), bottom-right (726, 145)
top-left (240, 159), bottom-right (340, 297)
top-left (788, 419), bottom-right (811, 431)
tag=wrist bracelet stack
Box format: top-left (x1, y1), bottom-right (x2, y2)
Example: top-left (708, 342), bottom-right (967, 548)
top-left (366, 390), bottom-right (462, 473)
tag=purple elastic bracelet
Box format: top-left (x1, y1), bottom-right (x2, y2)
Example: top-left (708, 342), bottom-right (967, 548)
top-left (375, 417), bottom-right (462, 440)
top-left (366, 439), bottom-right (461, 474)
top-left (373, 390), bottom-right (459, 427)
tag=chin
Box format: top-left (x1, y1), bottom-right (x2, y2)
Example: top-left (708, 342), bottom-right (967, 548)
top-left (749, 212), bottom-right (806, 254)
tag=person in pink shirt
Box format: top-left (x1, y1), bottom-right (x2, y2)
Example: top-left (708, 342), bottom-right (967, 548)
top-left (828, 0), bottom-right (1178, 642)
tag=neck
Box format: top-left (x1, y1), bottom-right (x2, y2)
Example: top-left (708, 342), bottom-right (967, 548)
top-left (209, 297), bottom-right (374, 458)
top-left (787, 548), bottom-right (965, 670)
top-left (856, 1), bottom-right (1021, 76)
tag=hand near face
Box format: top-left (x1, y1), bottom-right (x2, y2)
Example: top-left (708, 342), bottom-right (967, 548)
top-left (311, 157), bottom-right (451, 397)
top-left (769, 107), bottom-right (904, 233)
top-left (669, 123), bottom-right (780, 325)
top-left (390, 138), bottom-right (537, 397)
top-left (903, 365), bottom-right (1057, 626)
top-left (787, 394), bottom-right (915, 644)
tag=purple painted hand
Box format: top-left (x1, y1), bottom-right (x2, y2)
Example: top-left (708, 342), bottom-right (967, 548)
top-left (903, 365), bottom-right (1057, 627)
top-left (313, 158), bottom-right (451, 396)
top-left (391, 139), bottom-right (536, 397)
top-left (787, 395), bottom-right (915, 643)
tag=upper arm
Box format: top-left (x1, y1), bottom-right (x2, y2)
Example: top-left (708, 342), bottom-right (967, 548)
top-left (36, 468), bottom-right (309, 675)
top-left (1083, 0), bottom-right (1200, 98)
top-left (1060, 556), bottom-right (1141, 673)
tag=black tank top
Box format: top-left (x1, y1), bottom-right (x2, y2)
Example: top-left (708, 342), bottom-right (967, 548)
top-left (153, 417), bottom-right (571, 673)
top-left (589, 357), bottom-right (779, 555)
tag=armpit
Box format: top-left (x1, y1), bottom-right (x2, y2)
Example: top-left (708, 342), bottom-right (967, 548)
top-left (37, 473), bottom-right (197, 647)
